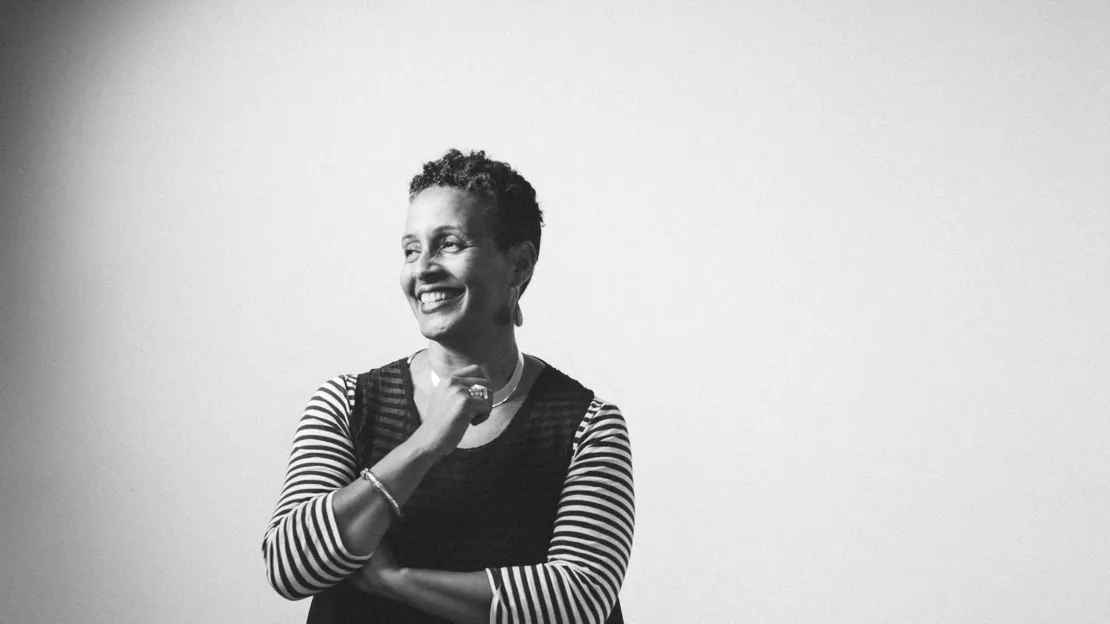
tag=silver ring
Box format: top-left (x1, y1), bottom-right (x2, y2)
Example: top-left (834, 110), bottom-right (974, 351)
top-left (468, 384), bottom-right (490, 401)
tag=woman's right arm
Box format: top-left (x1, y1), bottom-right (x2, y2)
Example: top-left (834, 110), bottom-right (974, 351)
top-left (262, 368), bottom-right (491, 600)
top-left (261, 375), bottom-right (441, 600)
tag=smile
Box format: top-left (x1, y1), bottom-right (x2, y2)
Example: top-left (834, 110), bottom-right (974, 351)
top-left (418, 288), bottom-right (463, 311)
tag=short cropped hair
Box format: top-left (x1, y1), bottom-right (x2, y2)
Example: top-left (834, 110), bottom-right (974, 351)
top-left (409, 149), bottom-right (544, 267)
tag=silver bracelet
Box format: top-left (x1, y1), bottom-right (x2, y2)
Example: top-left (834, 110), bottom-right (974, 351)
top-left (360, 468), bottom-right (403, 518)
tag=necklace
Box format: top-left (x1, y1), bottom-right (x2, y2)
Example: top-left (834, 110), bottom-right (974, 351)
top-left (429, 350), bottom-right (525, 408)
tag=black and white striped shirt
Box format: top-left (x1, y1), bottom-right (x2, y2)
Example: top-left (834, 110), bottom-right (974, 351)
top-left (262, 372), bottom-right (635, 623)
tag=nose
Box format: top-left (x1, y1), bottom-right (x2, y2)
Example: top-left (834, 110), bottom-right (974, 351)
top-left (411, 249), bottom-right (444, 283)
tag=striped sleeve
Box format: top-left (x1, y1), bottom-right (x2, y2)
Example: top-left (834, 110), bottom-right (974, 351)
top-left (261, 374), bottom-right (374, 600)
top-left (487, 399), bottom-right (635, 624)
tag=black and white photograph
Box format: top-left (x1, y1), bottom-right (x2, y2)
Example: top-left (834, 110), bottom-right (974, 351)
top-left (2, 1), bottom-right (1107, 622)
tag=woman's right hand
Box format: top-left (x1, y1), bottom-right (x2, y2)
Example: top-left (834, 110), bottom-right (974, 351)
top-left (414, 364), bottom-right (493, 458)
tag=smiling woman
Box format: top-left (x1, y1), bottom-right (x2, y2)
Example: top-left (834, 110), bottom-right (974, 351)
top-left (401, 186), bottom-right (527, 345)
top-left (261, 150), bottom-right (635, 624)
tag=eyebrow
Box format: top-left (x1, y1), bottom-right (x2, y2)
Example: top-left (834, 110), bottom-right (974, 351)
top-left (401, 226), bottom-right (470, 243)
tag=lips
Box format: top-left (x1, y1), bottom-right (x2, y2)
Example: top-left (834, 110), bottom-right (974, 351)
top-left (417, 288), bottom-right (464, 311)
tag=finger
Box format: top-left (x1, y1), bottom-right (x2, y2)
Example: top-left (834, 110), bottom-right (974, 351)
top-left (457, 384), bottom-right (494, 410)
top-left (450, 364), bottom-right (489, 379)
top-left (469, 387), bottom-right (492, 424)
top-left (453, 378), bottom-right (493, 395)
top-left (463, 387), bottom-right (493, 410)
top-left (451, 370), bottom-right (492, 385)
top-left (459, 382), bottom-right (492, 424)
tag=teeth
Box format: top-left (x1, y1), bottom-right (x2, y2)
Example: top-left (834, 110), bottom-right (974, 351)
top-left (420, 291), bottom-right (459, 304)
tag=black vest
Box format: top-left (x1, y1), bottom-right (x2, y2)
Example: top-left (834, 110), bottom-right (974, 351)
top-left (306, 358), bottom-right (624, 623)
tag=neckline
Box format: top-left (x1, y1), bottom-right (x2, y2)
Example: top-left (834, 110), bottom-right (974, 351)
top-left (401, 357), bottom-right (552, 454)
top-left (427, 349), bottom-right (525, 407)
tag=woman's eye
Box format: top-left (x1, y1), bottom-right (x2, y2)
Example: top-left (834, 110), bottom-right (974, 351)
top-left (403, 248), bottom-right (420, 260)
top-left (441, 241), bottom-right (462, 251)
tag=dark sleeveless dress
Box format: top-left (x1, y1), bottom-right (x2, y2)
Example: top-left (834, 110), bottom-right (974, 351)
top-left (305, 358), bottom-right (625, 623)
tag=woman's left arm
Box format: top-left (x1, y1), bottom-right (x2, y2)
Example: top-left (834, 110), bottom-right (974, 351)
top-left (352, 543), bottom-right (493, 624)
top-left (359, 400), bottom-right (635, 624)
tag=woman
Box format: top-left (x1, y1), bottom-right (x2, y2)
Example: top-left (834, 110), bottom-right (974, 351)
top-left (262, 149), bottom-right (634, 623)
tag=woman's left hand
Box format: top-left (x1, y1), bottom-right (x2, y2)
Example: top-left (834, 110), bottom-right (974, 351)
top-left (350, 541), bottom-right (403, 598)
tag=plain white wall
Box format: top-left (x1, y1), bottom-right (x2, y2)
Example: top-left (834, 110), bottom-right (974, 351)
top-left (2, 1), bottom-right (1108, 622)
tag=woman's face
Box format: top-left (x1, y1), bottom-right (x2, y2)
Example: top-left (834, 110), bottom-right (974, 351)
top-left (401, 186), bottom-right (514, 343)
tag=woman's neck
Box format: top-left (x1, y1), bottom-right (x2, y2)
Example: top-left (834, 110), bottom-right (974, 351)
top-left (426, 333), bottom-right (520, 391)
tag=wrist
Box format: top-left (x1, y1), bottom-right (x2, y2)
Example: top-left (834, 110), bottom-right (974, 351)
top-left (379, 566), bottom-right (409, 602)
top-left (405, 427), bottom-right (450, 462)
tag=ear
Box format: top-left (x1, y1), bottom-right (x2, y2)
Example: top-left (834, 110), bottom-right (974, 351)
top-left (508, 241), bottom-right (537, 289)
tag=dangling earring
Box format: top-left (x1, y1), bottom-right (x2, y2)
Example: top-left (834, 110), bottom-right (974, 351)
top-left (497, 285), bottom-right (521, 326)
top-left (510, 285), bottom-right (523, 327)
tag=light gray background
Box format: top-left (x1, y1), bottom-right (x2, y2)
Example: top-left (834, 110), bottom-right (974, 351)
top-left (2, 1), bottom-right (1108, 622)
